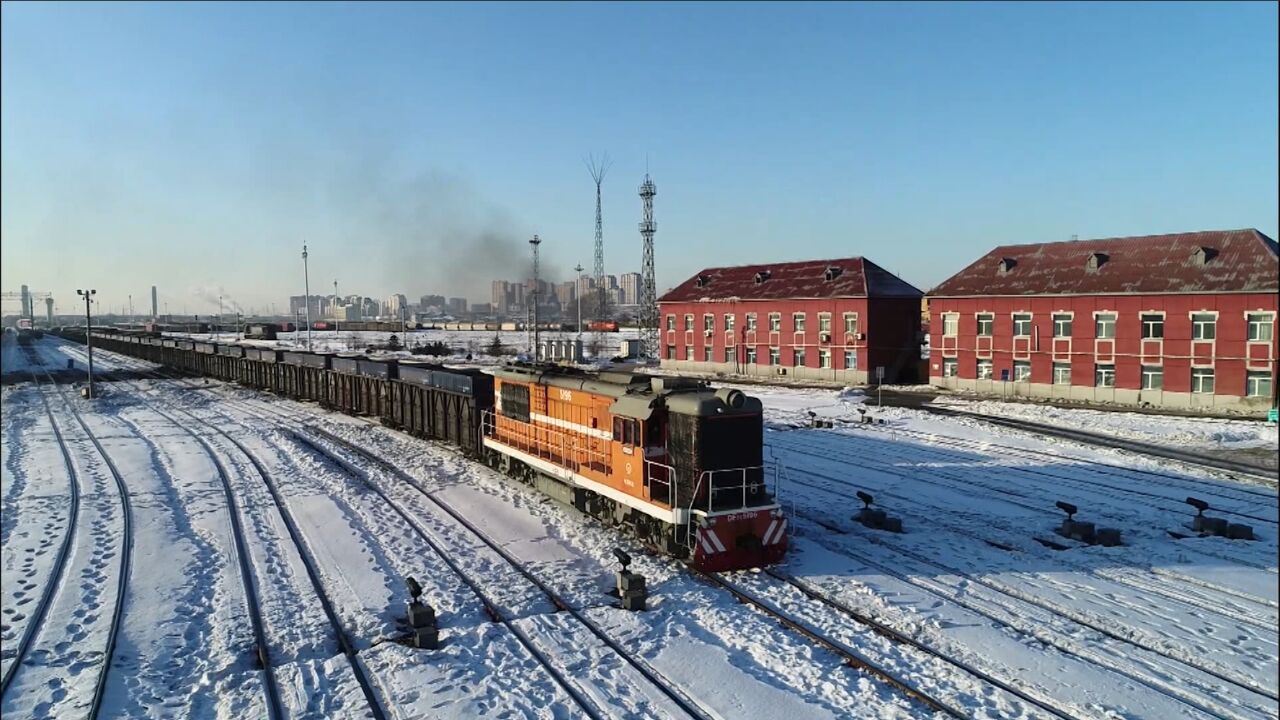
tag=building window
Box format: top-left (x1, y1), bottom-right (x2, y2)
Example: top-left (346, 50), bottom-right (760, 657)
top-left (1247, 313), bottom-right (1273, 341)
top-left (818, 313), bottom-right (831, 333)
top-left (794, 348), bottom-right (807, 366)
top-left (1095, 313), bottom-right (1117, 339)
top-left (746, 313), bottom-right (757, 332)
top-left (723, 348), bottom-right (734, 363)
top-left (724, 314), bottom-right (735, 332)
top-left (1012, 313), bottom-right (1032, 337)
top-left (1246, 371), bottom-right (1272, 398)
top-left (977, 360), bottom-right (993, 380)
top-left (819, 349), bottom-right (831, 369)
top-left (844, 313), bottom-right (858, 335)
top-left (1141, 314), bottom-right (1164, 339)
top-left (844, 350), bottom-right (857, 370)
top-left (943, 358), bottom-right (958, 377)
top-left (1191, 367), bottom-right (1215, 394)
top-left (1052, 362), bottom-right (1071, 385)
top-left (1191, 313), bottom-right (1216, 340)
top-left (976, 313), bottom-right (994, 337)
top-left (769, 313), bottom-right (781, 332)
top-left (1141, 366), bottom-right (1163, 390)
top-left (684, 314), bottom-right (693, 331)
top-left (684, 345), bottom-right (692, 360)
top-left (703, 346), bottom-right (713, 362)
top-left (1053, 314), bottom-right (1072, 338)
top-left (703, 314), bottom-right (714, 332)
top-left (1013, 361), bottom-right (1031, 382)
top-left (1095, 364), bottom-right (1116, 387)
top-left (942, 313), bottom-right (959, 337)
top-left (768, 347), bottom-right (780, 365)
top-left (746, 347), bottom-right (757, 364)
top-left (793, 313), bottom-right (806, 332)
top-left (666, 345), bottom-right (675, 359)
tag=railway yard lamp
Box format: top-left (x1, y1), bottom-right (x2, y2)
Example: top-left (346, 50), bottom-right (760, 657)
top-left (76, 289), bottom-right (97, 398)
top-left (302, 243), bottom-right (313, 350)
top-left (574, 263), bottom-right (584, 336)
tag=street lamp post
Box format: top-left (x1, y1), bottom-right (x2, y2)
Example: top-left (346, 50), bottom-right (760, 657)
top-left (529, 235), bottom-right (541, 359)
top-left (218, 295), bottom-right (224, 339)
top-left (574, 263), bottom-right (584, 336)
top-left (302, 244), bottom-right (313, 350)
top-left (76, 289), bottom-right (97, 397)
top-left (237, 312), bottom-right (243, 341)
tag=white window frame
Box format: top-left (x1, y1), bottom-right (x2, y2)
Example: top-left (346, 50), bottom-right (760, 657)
top-left (976, 359), bottom-right (994, 380)
top-left (768, 313), bottom-right (781, 332)
top-left (1246, 311), bottom-right (1275, 342)
top-left (666, 345), bottom-right (675, 359)
top-left (942, 358), bottom-right (958, 377)
top-left (1094, 311), bottom-right (1117, 339)
top-left (843, 313), bottom-right (859, 335)
top-left (1052, 362), bottom-right (1071, 385)
top-left (683, 314), bottom-right (693, 331)
top-left (1246, 370), bottom-right (1272, 397)
top-left (724, 314), bottom-right (735, 332)
top-left (745, 347), bottom-right (757, 364)
top-left (1095, 363), bottom-right (1116, 388)
top-left (818, 313), bottom-right (832, 333)
top-left (745, 313), bottom-right (758, 331)
top-left (1190, 311), bottom-right (1217, 341)
top-left (1052, 312), bottom-right (1073, 338)
top-left (684, 345), bottom-right (692, 360)
top-left (703, 314), bottom-right (715, 332)
top-left (1011, 312), bottom-right (1033, 337)
top-left (1140, 312), bottom-right (1165, 340)
top-left (1141, 365), bottom-right (1163, 390)
top-left (792, 312), bottom-right (806, 332)
top-left (976, 313), bottom-right (994, 337)
top-left (768, 347), bottom-right (780, 365)
top-left (942, 313), bottom-right (959, 337)
top-left (665, 314), bottom-right (675, 331)
top-left (703, 346), bottom-right (713, 363)
top-left (1191, 366), bottom-right (1215, 394)
top-left (793, 347), bottom-right (807, 366)
top-left (1013, 360), bottom-right (1031, 382)
top-left (844, 350), bottom-right (857, 370)
top-left (818, 349), bottom-right (832, 369)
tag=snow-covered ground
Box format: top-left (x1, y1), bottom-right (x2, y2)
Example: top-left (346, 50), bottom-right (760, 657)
top-left (2, 335), bottom-right (1277, 719)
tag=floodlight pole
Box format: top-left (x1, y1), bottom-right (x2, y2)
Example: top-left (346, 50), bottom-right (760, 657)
top-left (574, 263), bottom-right (584, 336)
top-left (530, 235), bottom-right (542, 358)
top-left (302, 244), bottom-right (313, 350)
top-left (77, 289), bottom-right (97, 397)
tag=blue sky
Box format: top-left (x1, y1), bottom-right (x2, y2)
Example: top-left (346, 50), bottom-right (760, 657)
top-left (2, 1), bottom-right (1276, 315)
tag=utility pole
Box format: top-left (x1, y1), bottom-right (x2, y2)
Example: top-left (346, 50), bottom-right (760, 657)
top-left (219, 294), bottom-right (224, 338)
top-left (530, 235), bottom-right (542, 358)
top-left (128, 294), bottom-right (133, 318)
top-left (237, 312), bottom-right (243, 341)
top-left (302, 244), bottom-right (313, 350)
top-left (574, 263), bottom-right (584, 335)
top-left (77, 289), bottom-right (97, 398)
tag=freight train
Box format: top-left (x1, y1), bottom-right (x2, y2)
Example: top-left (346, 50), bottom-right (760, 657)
top-left (56, 329), bottom-right (787, 571)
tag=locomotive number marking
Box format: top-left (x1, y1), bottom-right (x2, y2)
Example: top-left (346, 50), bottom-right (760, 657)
top-left (558, 389), bottom-right (573, 402)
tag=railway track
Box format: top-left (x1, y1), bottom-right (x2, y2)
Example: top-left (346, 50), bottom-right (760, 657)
top-left (769, 457), bottom-right (1280, 714)
top-left (912, 404), bottom-right (1278, 484)
top-left (46, 374), bottom-right (136, 720)
top-left (771, 432), bottom-right (1279, 574)
top-left (846, 423), bottom-right (1278, 521)
top-left (111, 391), bottom-right (285, 720)
top-left (0, 376), bottom-right (81, 699)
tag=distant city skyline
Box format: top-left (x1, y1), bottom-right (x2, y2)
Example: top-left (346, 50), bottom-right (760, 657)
top-left (2, 3), bottom-right (1276, 317)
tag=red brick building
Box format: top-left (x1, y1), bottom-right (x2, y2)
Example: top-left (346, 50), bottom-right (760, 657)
top-left (928, 229), bottom-right (1278, 413)
top-left (658, 257), bottom-right (924, 383)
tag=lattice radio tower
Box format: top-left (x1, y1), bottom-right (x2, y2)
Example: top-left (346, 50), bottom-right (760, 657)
top-left (638, 173), bottom-right (658, 359)
top-left (585, 153), bottom-right (612, 322)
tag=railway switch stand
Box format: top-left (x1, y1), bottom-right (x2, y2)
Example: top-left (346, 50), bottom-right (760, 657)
top-left (1055, 501), bottom-right (1123, 546)
top-left (613, 548), bottom-right (647, 611)
top-left (404, 576), bottom-right (438, 649)
top-left (853, 491), bottom-right (903, 532)
top-left (1185, 497), bottom-right (1252, 540)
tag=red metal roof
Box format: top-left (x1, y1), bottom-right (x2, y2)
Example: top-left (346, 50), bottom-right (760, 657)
top-left (659, 257), bottom-right (923, 303)
top-left (929, 229), bottom-right (1279, 297)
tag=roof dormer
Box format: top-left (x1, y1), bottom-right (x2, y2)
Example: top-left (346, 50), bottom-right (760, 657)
top-left (997, 257), bottom-right (1017, 275)
top-left (754, 270), bottom-right (771, 284)
top-left (1086, 252), bottom-right (1109, 272)
top-left (823, 266), bottom-right (843, 281)
top-left (1190, 246), bottom-right (1218, 266)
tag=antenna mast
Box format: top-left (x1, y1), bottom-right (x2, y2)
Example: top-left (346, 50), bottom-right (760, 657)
top-left (638, 173), bottom-right (658, 359)
top-left (585, 153), bottom-right (612, 323)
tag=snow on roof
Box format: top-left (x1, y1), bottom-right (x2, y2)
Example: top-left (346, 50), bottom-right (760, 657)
top-left (929, 229), bottom-right (1279, 297)
top-left (659, 257), bottom-right (923, 303)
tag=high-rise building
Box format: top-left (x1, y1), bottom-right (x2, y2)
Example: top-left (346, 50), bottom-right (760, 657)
top-left (385, 294), bottom-right (408, 317)
top-left (555, 281), bottom-right (576, 306)
top-left (151, 286), bottom-right (158, 319)
top-left (619, 273), bottom-right (641, 305)
top-left (447, 297), bottom-right (468, 315)
top-left (490, 281), bottom-right (509, 314)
